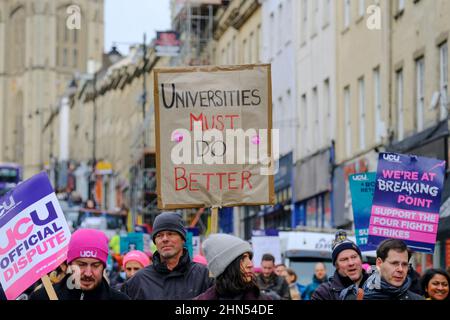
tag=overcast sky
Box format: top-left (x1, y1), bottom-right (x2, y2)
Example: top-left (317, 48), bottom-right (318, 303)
top-left (104, 0), bottom-right (171, 55)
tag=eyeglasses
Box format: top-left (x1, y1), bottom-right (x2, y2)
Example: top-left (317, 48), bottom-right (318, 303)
top-left (385, 260), bottom-right (409, 269)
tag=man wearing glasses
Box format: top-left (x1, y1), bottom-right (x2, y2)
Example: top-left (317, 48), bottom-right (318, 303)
top-left (362, 239), bottom-right (424, 300)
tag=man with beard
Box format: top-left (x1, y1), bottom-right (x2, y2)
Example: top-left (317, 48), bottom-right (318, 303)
top-left (256, 253), bottom-right (290, 300)
top-left (312, 230), bottom-right (369, 300)
top-left (122, 212), bottom-right (212, 299)
top-left (361, 239), bottom-right (424, 300)
top-left (30, 229), bottom-right (129, 300)
top-left (194, 233), bottom-right (270, 300)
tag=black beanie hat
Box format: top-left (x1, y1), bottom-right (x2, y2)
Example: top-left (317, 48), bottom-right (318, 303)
top-left (331, 230), bottom-right (362, 266)
top-left (151, 212), bottom-right (187, 242)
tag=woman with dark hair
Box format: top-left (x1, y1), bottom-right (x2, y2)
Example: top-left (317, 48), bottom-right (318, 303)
top-left (421, 268), bottom-right (449, 300)
top-left (194, 233), bottom-right (270, 300)
top-left (285, 268), bottom-right (301, 300)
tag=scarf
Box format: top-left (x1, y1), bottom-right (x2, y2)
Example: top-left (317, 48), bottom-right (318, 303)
top-left (362, 270), bottom-right (411, 300)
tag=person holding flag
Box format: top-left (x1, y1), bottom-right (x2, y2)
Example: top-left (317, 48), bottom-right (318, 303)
top-left (361, 239), bottom-right (424, 300)
top-left (30, 229), bottom-right (129, 300)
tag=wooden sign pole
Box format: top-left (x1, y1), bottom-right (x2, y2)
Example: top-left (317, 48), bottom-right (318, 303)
top-left (41, 275), bottom-right (58, 300)
top-left (211, 207), bottom-right (219, 234)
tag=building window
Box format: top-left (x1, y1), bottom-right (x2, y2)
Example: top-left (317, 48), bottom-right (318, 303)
top-left (374, 67), bottom-right (382, 143)
top-left (313, 87), bottom-right (320, 146)
top-left (63, 48), bottom-right (68, 67)
top-left (415, 57), bottom-right (425, 132)
top-left (64, 23), bottom-right (69, 42)
top-left (256, 25), bottom-right (261, 62)
top-left (301, 0), bottom-right (308, 44)
top-left (344, 87), bottom-right (351, 157)
top-left (324, 78), bottom-right (331, 142)
top-left (10, 6), bottom-right (26, 72)
top-left (286, 0), bottom-right (293, 43)
top-left (278, 96), bottom-right (283, 131)
top-left (242, 39), bottom-right (247, 64)
top-left (221, 48), bottom-right (226, 65)
top-left (323, 0), bottom-right (331, 27)
top-left (358, 77), bottom-right (365, 150)
top-left (344, 0), bottom-right (351, 29)
top-left (359, 0), bottom-right (365, 17)
top-left (439, 42), bottom-right (448, 121)
top-left (249, 32), bottom-right (254, 63)
top-left (73, 49), bottom-right (78, 67)
top-left (311, 0), bottom-right (318, 36)
top-left (302, 93), bottom-right (308, 154)
top-left (278, 4), bottom-right (283, 49)
top-left (231, 35), bottom-right (236, 65)
top-left (270, 12), bottom-right (275, 57)
top-left (396, 69), bottom-right (404, 140)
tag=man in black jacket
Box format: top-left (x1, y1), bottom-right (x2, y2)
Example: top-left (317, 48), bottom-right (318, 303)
top-left (122, 212), bottom-right (212, 299)
top-left (362, 239), bottom-right (424, 300)
top-left (312, 230), bottom-right (369, 300)
top-left (30, 229), bottom-right (129, 300)
top-left (256, 253), bottom-right (290, 300)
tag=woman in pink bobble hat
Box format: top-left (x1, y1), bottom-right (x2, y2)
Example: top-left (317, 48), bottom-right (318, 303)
top-left (193, 254), bottom-right (208, 266)
top-left (122, 250), bottom-right (151, 280)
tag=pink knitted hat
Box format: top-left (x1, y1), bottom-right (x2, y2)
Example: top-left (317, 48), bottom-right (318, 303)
top-left (122, 250), bottom-right (151, 268)
top-left (67, 229), bottom-right (109, 265)
top-left (192, 254), bottom-right (208, 266)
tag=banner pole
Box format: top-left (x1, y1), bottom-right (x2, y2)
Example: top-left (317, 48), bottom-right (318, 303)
top-left (41, 275), bottom-right (58, 300)
top-left (211, 207), bottom-right (219, 234)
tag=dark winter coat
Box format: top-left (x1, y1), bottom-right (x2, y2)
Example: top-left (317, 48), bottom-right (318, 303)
top-left (0, 284), bottom-right (6, 300)
top-left (29, 274), bottom-right (130, 300)
top-left (311, 270), bottom-right (369, 300)
top-left (362, 271), bottom-right (425, 300)
top-left (122, 248), bottom-right (213, 300)
top-left (256, 273), bottom-right (290, 300)
top-left (407, 266), bottom-right (423, 296)
top-left (194, 285), bottom-right (271, 300)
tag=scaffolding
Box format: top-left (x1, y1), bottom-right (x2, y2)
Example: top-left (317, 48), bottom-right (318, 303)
top-left (171, 1), bottom-right (222, 66)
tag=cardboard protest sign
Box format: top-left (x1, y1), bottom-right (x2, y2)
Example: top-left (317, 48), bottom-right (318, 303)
top-left (349, 172), bottom-right (378, 252)
top-left (154, 64), bottom-right (275, 209)
top-left (368, 152), bottom-right (446, 253)
top-left (0, 172), bottom-right (71, 300)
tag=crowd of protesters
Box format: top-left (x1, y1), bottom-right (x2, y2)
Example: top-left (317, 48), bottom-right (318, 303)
top-left (1, 211), bottom-right (449, 301)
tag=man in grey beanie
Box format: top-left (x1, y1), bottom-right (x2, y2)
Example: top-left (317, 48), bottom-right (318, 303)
top-left (194, 233), bottom-right (270, 300)
top-left (122, 212), bottom-right (212, 299)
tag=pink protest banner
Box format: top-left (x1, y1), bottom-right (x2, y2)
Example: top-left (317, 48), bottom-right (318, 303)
top-left (0, 172), bottom-right (71, 300)
top-left (367, 152), bottom-right (446, 253)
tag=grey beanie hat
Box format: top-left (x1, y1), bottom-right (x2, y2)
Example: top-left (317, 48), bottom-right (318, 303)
top-left (203, 233), bottom-right (253, 278)
top-left (151, 211), bottom-right (187, 242)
